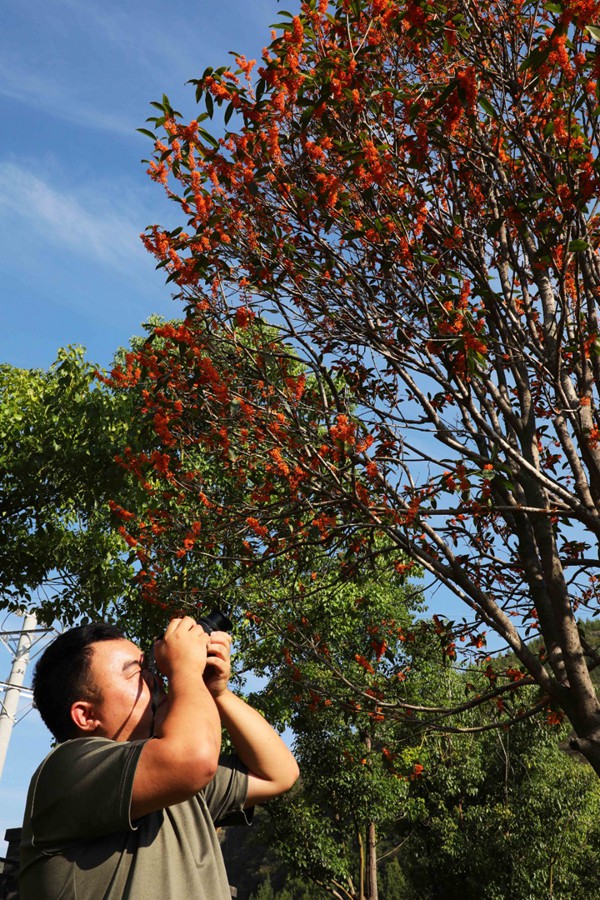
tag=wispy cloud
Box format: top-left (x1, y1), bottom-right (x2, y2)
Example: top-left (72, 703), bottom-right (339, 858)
top-left (0, 160), bottom-right (150, 275)
top-left (0, 62), bottom-right (139, 138)
top-left (55, 0), bottom-right (280, 79)
top-left (0, 0), bottom-right (285, 138)
top-left (56, 0), bottom-right (206, 81)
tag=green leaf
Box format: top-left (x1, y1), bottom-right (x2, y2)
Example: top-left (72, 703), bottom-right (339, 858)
top-left (198, 127), bottom-right (219, 149)
top-left (136, 128), bottom-right (156, 140)
top-left (478, 97), bottom-right (497, 119)
top-left (520, 44), bottom-right (551, 72)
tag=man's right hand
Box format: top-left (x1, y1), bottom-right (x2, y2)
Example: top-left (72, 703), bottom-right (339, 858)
top-left (153, 616), bottom-right (210, 681)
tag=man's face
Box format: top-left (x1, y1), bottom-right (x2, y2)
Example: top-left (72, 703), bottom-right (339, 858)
top-left (87, 639), bottom-right (166, 742)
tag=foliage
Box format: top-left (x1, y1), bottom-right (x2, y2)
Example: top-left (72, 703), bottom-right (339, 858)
top-left (0, 347), bottom-right (146, 625)
top-left (107, 316), bottom-right (335, 613)
top-left (248, 875), bottom-right (329, 900)
top-left (229, 652), bottom-right (600, 899)
top-left (251, 673), bottom-right (600, 899)
top-left (240, 571), bottom-right (501, 900)
top-left (223, 543), bottom-right (427, 900)
top-left (123, 0), bottom-right (600, 768)
top-left (377, 861), bottom-right (406, 900)
top-left (394, 717), bottom-right (600, 899)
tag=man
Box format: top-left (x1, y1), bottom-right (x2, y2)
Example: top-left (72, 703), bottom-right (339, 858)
top-left (19, 615), bottom-right (299, 899)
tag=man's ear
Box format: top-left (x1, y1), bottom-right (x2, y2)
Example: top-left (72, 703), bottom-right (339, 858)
top-left (70, 700), bottom-right (101, 734)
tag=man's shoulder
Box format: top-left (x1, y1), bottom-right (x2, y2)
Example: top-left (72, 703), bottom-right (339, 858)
top-left (22, 737), bottom-right (148, 853)
top-left (34, 737), bottom-right (116, 770)
top-left (31, 737), bottom-right (146, 790)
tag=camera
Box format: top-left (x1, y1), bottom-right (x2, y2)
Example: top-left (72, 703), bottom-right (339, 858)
top-left (197, 609), bottom-right (233, 635)
top-left (146, 610), bottom-right (233, 677)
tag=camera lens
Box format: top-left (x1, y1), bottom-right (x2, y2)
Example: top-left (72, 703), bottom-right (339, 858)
top-left (197, 610), bottom-right (233, 635)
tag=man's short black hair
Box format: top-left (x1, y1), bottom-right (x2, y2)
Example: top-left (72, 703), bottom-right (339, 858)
top-left (33, 623), bottom-right (126, 742)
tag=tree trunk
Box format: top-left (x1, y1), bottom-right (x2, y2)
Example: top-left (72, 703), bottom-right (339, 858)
top-left (366, 820), bottom-right (378, 900)
top-left (357, 828), bottom-right (365, 900)
top-left (362, 731), bottom-right (378, 900)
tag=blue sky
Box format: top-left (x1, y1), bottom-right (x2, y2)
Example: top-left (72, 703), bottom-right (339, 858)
top-left (0, 0), bottom-right (296, 853)
top-left (1, 0), bottom-right (292, 372)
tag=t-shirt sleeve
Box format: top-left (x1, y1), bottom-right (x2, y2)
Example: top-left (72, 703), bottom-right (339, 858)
top-left (202, 754), bottom-right (253, 827)
top-left (27, 738), bottom-right (145, 851)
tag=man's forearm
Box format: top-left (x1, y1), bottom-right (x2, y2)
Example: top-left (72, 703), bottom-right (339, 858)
top-left (214, 688), bottom-right (299, 803)
top-left (159, 673), bottom-right (222, 760)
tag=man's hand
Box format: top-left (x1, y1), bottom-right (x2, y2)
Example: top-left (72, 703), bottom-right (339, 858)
top-left (153, 616), bottom-right (210, 681)
top-left (203, 631), bottom-right (232, 698)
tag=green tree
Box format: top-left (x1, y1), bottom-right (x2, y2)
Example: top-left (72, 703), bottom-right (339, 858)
top-left (377, 860), bottom-right (406, 900)
top-left (250, 879), bottom-right (276, 900)
top-left (253, 657), bottom-right (600, 900)
top-left (239, 562), bottom-right (444, 900)
top-left (394, 716), bottom-right (600, 899)
top-left (0, 347), bottom-right (146, 624)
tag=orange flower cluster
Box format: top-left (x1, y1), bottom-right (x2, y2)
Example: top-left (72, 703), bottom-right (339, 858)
top-left (246, 516), bottom-right (269, 539)
top-left (355, 653), bottom-right (375, 674)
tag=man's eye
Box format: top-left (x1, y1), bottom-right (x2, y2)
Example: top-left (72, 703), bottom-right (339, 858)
top-left (129, 657), bottom-right (147, 677)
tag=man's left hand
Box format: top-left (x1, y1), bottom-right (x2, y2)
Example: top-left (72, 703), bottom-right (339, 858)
top-left (203, 631), bottom-right (232, 697)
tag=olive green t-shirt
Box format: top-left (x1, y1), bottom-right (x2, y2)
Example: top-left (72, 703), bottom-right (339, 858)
top-left (19, 737), bottom-right (251, 900)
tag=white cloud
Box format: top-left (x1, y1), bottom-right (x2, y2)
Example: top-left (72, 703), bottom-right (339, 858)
top-left (56, 0), bottom-right (204, 80)
top-left (0, 0), bottom-right (286, 138)
top-left (0, 160), bottom-right (149, 274)
top-left (55, 0), bottom-right (281, 78)
top-left (0, 62), bottom-right (138, 138)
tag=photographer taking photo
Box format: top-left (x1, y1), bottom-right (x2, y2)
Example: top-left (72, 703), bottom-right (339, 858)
top-left (19, 615), bottom-right (299, 899)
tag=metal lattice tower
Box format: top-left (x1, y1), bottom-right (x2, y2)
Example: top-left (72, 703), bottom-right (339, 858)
top-left (0, 612), bottom-right (57, 784)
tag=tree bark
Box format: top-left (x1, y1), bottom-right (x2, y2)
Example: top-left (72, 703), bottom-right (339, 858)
top-left (357, 828), bottom-right (365, 900)
top-left (366, 821), bottom-right (378, 900)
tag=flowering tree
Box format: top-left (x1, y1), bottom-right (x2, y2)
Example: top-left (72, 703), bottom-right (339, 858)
top-left (121, 0), bottom-right (600, 770)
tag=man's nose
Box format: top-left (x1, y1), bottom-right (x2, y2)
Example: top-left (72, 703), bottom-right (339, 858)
top-left (142, 668), bottom-right (162, 692)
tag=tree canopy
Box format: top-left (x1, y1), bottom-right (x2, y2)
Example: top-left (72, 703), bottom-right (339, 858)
top-left (118, 0), bottom-right (600, 769)
top-left (227, 622), bottom-right (600, 900)
top-left (0, 348), bottom-right (143, 624)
